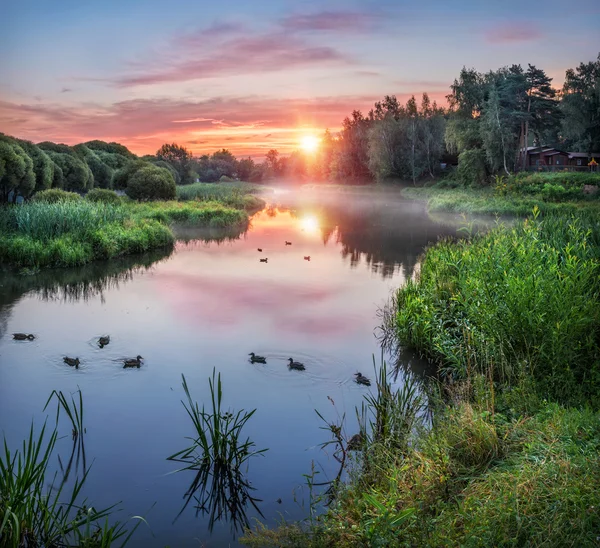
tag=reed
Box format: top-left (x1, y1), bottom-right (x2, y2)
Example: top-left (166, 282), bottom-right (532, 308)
top-left (0, 390), bottom-right (142, 547)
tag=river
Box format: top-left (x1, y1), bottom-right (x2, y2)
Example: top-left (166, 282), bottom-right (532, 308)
top-left (0, 188), bottom-right (473, 547)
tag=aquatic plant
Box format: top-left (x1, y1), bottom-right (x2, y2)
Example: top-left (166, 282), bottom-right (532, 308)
top-left (168, 370), bottom-right (267, 532)
top-left (0, 390), bottom-right (143, 547)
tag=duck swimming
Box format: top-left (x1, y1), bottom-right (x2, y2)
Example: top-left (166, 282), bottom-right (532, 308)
top-left (63, 357), bottom-right (80, 368)
top-left (260, 258), bottom-right (268, 263)
top-left (288, 358), bottom-right (305, 371)
top-left (257, 248), bottom-right (263, 252)
top-left (304, 256), bottom-right (311, 261)
top-left (13, 333), bottom-right (35, 341)
top-left (249, 352), bottom-right (267, 364)
top-left (285, 241), bottom-right (292, 246)
top-left (98, 335), bottom-right (110, 348)
top-left (354, 372), bottom-right (371, 386)
top-left (123, 355), bottom-right (143, 368)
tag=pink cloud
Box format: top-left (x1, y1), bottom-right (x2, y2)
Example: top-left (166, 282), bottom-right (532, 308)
top-left (486, 22), bottom-right (543, 44)
top-left (280, 11), bottom-right (381, 32)
top-left (115, 33), bottom-right (351, 87)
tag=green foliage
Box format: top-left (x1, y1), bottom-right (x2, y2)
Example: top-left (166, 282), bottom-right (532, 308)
top-left (0, 138), bottom-right (36, 202)
top-left (113, 159), bottom-right (148, 190)
top-left (395, 214), bottom-right (600, 406)
top-left (83, 140), bottom-right (135, 158)
top-left (16, 140), bottom-right (54, 194)
top-left (133, 200), bottom-right (248, 227)
top-left (74, 144), bottom-right (114, 189)
top-left (86, 188), bottom-right (122, 204)
top-left (496, 172), bottom-right (600, 202)
top-left (125, 165), bottom-right (176, 201)
top-left (40, 148), bottom-right (94, 192)
top-left (156, 142), bottom-right (194, 184)
top-left (176, 182), bottom-right (266, 211)
top-left (151, 159), bottom-right (180, 184)
top-left (31, 188), bottom-right (83, 203)
top-left (456, 148), bottom-right (487, 187)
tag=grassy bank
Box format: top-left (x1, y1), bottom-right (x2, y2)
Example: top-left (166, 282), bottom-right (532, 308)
top-left (402, 186), bottom-right (600, 216)
top-left (0, 198), bottom-right (251, 269)
top-left (242, 212), bottom-right (600, 547)
top-left (176, 182), bottom-right (268, 211)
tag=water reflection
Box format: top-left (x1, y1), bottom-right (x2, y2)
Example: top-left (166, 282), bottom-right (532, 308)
top-left (174, 463), bottom-right (263, 536)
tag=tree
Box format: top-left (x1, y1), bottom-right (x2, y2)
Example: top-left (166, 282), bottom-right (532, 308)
top-left (74, 144), bottom-right (114, 189)
top-left (0, 140), bottom-right (36, 202)
top-left (237, 157), bottom-right (255, 181)
top-left (265, 149), bottom-right (280, 176)
top-left (14, 139), bottom-right (54, 196)
top-left (126, 165), bottom-right (176, 201)
top-left (38, 142), bottom-right (94, 191)
top-left (113, 160), bottom-right (149, 190)
top-left (561, 53), bottom-right (600, 153)
top-left (156, 143), bottom-right (194, 184)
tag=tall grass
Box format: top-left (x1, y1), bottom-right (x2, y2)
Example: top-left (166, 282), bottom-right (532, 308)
top-left (395, 211), bottom-right (600, 405)
top-left (0, 390), bottom-right (142, 547)
top-left (168, 371), bottom-right (267, 533)
top-left (176, 182), bottom-right (267, 211)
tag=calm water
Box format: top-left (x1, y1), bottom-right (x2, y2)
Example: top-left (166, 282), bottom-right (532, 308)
top-left (0, 189), bottom-right (469, 547)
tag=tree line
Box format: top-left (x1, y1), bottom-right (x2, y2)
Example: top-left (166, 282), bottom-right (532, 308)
top-left (1, 53), bottom-right (597, 201)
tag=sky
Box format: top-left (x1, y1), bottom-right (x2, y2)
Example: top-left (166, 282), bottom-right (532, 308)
top-left (1, 0), bottom-right (599, 158)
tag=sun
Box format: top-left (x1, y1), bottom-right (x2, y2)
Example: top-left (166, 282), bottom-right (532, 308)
top-left (300, 135), bottom-right (320, 153)
top-left (300, 215), bottom-right (320, 233)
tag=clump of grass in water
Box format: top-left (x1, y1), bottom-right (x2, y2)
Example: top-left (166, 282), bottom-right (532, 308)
top-left (0, 389), bottom-right (144, 547)
top-left (168, 370), bottom-right (267, 532)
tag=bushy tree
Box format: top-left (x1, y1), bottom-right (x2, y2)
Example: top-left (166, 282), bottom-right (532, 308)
top-left (83, 140), bottom-right (135, 158)
top-left (126, 165), bottom-right (176, 201)
top-left (156, 143), bottom-right (194, 184)
top-left (16, 139), bottom-right (54, 195)
top-left (32, 188), bottom-right (82, 203)
top-left (38, 142), bottom-right (94, 191)
top-left (86, 188), bottom-right (121, 204)
top-left (74, 144), bottom-right (114, 188)
top-left (237, 157), bottom-right (255, 180)
top-left (0, 139), bottom-right (35, 202)
top-left (112, 160), bottom-right (149, 190)
top-left (151, 160), bottom-right (180, 184)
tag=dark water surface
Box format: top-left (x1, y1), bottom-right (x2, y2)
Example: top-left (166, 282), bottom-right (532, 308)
top-left (0, 189), bottom-right (470, 547)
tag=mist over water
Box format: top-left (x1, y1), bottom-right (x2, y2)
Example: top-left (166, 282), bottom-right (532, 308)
top-left (0, 188), bottom-right (474, 547)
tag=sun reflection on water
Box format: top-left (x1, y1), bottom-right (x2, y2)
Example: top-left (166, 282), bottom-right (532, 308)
top-left (299, 215), bottom-right (320, 234)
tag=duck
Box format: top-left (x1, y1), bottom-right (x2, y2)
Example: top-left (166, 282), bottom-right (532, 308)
top-left (260, 258), bottom-right (268, 263)
top-left (354, 372), bottom-right (371, 386)
top-left (63, 356), bottom-right (80, 368)
top-left (98, 335), bottom-right (110, 348)
top-left (13, 333), bottom-right (35, 341)
top-left (285, 241), bottom-right (292, 246)
top-left (304, 256), bottom-right (311, 261)
top-left (347, 432), bottom-right (365, 451)
top-left (249, 352), bottom-right (267, 364)
top-left (288, 358), bottom-right (305, 371)
top-left (257, 248), bottom-right (263, 252)
top-left (123, 355), bottom-right (143, 368)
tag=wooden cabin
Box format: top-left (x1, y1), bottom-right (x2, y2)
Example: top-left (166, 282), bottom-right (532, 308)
top-left (522, 147), bottom-right (599, 171)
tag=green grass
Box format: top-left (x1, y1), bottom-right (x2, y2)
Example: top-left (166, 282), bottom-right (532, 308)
top-left (176, 182), bottom-right (268, 211)
top-left (0, 198), bottom-right (254, 269)
top-left (402, 186), bottom-right (600, 216)
top-left (0, 390), bottom-right (142, 547)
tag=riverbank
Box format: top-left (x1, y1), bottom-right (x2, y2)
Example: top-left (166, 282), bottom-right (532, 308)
top-left (242, 211), bottom-right (600, 546)
top-left (0, 195), bottom-right (254, 269)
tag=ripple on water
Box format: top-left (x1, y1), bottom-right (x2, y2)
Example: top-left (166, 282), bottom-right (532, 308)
top-left (244, 349), bottom-right (366, 390)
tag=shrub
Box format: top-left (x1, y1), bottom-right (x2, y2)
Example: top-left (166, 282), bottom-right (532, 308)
top-left (86, 188), bottom-right (122, 204)
top-left (457, 149), bottom-right (487, 187)
top-left (32, 189), bottom-right (82, 203)
top-left (112, 160), bottom-right (148, 190)
top-left (125, 165), bottom-right (176, 201)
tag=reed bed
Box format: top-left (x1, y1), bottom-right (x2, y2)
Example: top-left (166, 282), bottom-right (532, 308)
top-left (176, 182), bottom-right (267, 210)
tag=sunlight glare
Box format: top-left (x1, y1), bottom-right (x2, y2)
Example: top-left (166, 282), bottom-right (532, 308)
top-left (300, 215), bottom-right (320, 233)
top-left (300, 135), bottom-right (320, 153)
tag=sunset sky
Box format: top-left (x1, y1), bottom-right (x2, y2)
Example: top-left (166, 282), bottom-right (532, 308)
top-left (1, 0), bottom-right (599, 158)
